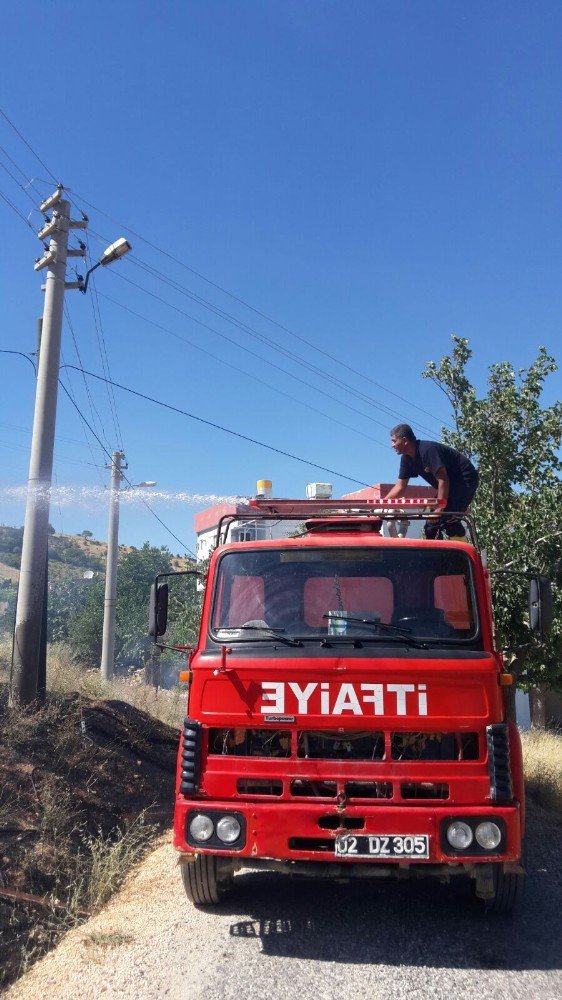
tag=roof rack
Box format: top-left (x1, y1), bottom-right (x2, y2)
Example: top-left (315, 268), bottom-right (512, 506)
top-left (243, 497), bottom-right (447, 515)
top-left (214, 497), bottom-right (478, 548)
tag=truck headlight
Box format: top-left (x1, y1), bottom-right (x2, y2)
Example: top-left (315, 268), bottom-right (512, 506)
top-left (446, 821), bottom-right (473, 850)
top-left (216, 816), bottom-right (241, 844)
top-left (475, 821), bottom-right (502, 850)
top-left (189, 813), bottom-right (214, 842)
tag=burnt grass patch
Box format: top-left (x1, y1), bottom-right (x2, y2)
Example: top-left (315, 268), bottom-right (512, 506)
top-left (0, 685), bottom-right (179, 989)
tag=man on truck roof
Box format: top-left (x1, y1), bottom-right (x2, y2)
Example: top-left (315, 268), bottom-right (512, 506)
top-left (385, 423), bottom-right (479, 540)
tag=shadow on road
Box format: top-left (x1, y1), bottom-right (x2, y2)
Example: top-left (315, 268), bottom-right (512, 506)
top-left (225, 804), bottom-right (560, 972)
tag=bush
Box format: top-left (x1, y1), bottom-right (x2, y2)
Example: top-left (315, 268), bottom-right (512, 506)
top-left (521, 727), bottom-right (562, 813)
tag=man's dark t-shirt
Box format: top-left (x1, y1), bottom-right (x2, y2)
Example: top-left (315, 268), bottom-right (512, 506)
top-left (398, 440), bottom-right (478, 493)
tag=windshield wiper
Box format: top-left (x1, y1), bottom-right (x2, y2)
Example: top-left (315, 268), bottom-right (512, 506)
top-left (218, 624), bottom-right (302, 647)
top-left (322, 614), bottom-right (426, 649)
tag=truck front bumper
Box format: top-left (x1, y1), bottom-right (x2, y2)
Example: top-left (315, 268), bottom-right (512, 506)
top-left (173, 799), bottom-right (522, 865)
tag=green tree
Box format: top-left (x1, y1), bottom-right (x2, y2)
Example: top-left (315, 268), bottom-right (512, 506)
top-left (47, 577), bottom-right (94, 643)
top-left (65, 543), bottom-right (177, 669)
top-left (423, 338), bottom-right (562, 723)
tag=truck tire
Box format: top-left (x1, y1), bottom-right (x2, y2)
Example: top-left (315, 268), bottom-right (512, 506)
top-left (483, 864), bottom-right (525, 915)
top-left (180, 855), bottom-right (234, 907)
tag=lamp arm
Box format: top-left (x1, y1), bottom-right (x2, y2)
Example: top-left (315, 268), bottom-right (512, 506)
top-left (80, 259), bottom-right (102, 294)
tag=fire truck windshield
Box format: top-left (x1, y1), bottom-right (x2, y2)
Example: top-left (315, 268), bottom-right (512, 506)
top-left (210, 547), bottom-right (479, 645)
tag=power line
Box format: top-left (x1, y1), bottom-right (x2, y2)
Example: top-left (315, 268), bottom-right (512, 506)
top-left (0, 348), bottom-right (36, 374)
top-left (63, 303), bottom-right (113, 454)
top-left (97, 289), bottom-right (387, 449)
top-left (75, 193), bottom-right (450, 430)
top-left (84, 236), bottom-right (124, 449)
top-left (0, 107), bottom-right (58, 185)
top-left (0, 112), bottom-right (447, 432)
top-left (0, 158), bottom-right (40, 210)
top-left (0, 187), bottom-right (36, 233)
top-left (0, 438), bottom-right (103, 470)
top-left (0, 143), bottom-right (33, 184)
top-left (127, 252), bottom-right (424, 429)
top-left (59, 350), bottom-right (107, 488)
top-left (58, 379), bottom-right (195, 556)
top-left (109, 267), bottom-right (393, 432)
top-left (99, 239), bottom-right (441, 436)
top-left (62, 364), bottom-right (372, 488)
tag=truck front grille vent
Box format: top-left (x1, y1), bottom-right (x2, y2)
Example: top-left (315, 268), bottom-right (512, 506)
top-left (401, 782), bottom-right (449, 799)
top-left (237, 778), bottom-right (283, 796)
top-left (208, 728), bottom-right (291, 757)
top-left (180, 718), bottom-right (201, 796)
top-left (391, 732), bottom-right (479, 761)
top-left (290, 779), bottom-right (337, 798)
top-left (345, 781), bottom-right (393, 799)
top-left (486, 723), bottom-right (513, 804)
top-left (297, 731), bottom-right (385, 760)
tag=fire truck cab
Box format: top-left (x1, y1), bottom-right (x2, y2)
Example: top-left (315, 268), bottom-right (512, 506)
top-left (149, 497), bottom-right (552, 913)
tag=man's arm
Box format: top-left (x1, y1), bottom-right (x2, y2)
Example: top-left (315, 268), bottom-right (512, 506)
top-left (434, 466), bottom-right (449, 502)
top-left (383, 478), bottom-right (409, 501)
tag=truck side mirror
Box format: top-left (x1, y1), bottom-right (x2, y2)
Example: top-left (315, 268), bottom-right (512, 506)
top-left (528, 576), bottom-right (553, 639)
top-left (149, 582), bottom-right (169, 638)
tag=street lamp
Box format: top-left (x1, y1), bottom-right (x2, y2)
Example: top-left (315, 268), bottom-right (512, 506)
top-left (131, 481), bottom-right (157, 488)
top-left (79, 238), bottom-right (132, 294)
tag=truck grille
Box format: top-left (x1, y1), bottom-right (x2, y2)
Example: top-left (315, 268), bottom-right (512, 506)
top-left (298, 731), bottom-right (385, 760)
top-left (391, 732), bottom-right (478, 761)
top-left (486, 723), bottom-right (513, 803)
top-left (180, 718), bottom-right (202, 796)
top-left (208, 728), bottom-right (291, 757)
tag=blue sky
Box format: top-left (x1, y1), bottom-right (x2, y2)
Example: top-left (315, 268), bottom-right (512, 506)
top-left (1, 0), bottom-right (561, 554)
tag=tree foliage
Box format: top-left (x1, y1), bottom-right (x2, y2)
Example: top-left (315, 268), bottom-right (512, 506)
top-left (423, 337), bottom-right (562, 694)
top-left (61, 543), bottom-right (201, 670)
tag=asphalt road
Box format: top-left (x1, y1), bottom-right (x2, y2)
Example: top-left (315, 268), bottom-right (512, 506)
top-left (6, 800), bottom-right (561, 1000)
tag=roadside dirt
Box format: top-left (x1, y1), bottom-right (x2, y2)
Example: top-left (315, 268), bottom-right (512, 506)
top-left (4, 800), bottom-right (561, 1000)
top-left (0, 688), bottom-right (178, 990)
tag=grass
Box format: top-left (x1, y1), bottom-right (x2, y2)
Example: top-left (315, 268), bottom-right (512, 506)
top-left (520, 727), bottom-right (562, 814)
top-left (0, 635), bottom-right (178, 990)
top-left (45, 642), bottom-right (185, 730)
top-left (82, 931), bottom-right (134, 949)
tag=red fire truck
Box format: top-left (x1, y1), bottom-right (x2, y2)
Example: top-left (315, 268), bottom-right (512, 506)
top-left (149, 497), bottom-right (552, 913)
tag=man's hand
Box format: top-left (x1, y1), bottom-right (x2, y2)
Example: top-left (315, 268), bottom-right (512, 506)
top-left (383, 478), bottom-right (409, 501)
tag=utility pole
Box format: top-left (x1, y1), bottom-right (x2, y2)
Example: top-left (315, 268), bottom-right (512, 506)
top-left (100, 450), bottom-right (127, 682)
top-left (11, 189), bottom-right (86, 706)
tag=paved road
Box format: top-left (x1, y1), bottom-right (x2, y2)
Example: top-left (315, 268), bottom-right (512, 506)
top-left (6, 801), bottom-right (561, 1000)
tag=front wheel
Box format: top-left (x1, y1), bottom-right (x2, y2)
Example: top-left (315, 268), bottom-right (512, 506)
top-left (482, 864), bottom-right (525, 914)
top-left (180, 854), bottom-right (234, 907)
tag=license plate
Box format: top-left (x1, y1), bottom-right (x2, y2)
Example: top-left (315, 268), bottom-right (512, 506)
top-left (335, 834), bottom-right (429, 859)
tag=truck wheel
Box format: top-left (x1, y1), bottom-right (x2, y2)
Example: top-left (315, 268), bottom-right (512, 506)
top-left (180, 854), bottom-right (234, 907)
top-left (483, 864), bottom-right (525, 915)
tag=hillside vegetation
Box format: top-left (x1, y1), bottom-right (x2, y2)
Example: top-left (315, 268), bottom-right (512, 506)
top-left (0, 526), bottom-right (195, 678)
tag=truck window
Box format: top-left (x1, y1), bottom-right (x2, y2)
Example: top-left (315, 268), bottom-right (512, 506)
top-left (211, 548), bottom-right (478, 643)
top-left (216, 575), bottom-right (265, 626)
top-left (304, 577), bottom-right (393, 626)
top-left (434, 574), bottom-right (471, 631)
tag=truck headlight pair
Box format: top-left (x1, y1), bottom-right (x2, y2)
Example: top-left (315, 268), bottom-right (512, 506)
top-left (446, 820), bottom-right (502, 851)
top-left (188, 811), bottom-right (242, 846)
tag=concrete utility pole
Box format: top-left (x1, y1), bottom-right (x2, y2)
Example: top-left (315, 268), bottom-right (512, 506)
top-left (11, 189), bottom-right (87, 706)
top-left (100, 450), bottom-right (127, 682)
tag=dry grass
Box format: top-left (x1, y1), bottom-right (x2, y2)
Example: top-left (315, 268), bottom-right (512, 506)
top-left (520, 727), bottom-right (562, 814)
top-left (70, 814), bottom-right (156, 914)
top-left (45, 642), bottom-right (185, 730)
top-left (0, 656), bottom-right (177, 990)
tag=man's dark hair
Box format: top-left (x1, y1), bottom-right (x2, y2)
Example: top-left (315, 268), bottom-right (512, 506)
top-left (391, 423), bottom-right (416, 441)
